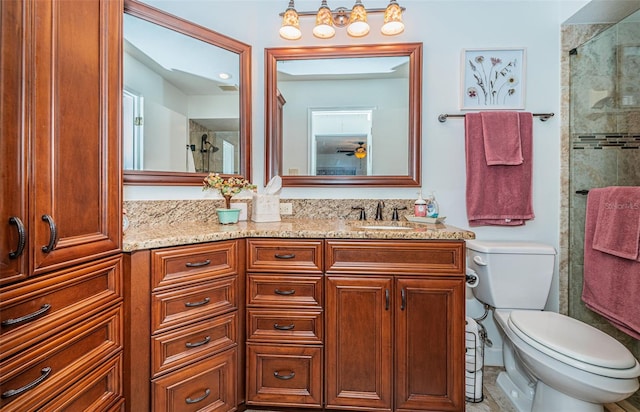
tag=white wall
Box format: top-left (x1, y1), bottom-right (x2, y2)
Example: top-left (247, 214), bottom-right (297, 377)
top-left (127, 1), bottom-right (589, 344)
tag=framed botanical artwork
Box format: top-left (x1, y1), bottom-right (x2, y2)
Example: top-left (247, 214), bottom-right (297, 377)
top-left (461, 48), bottom-right (526, 110)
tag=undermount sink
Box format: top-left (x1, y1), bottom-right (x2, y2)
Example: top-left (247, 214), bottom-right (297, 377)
top-left (355, 225), bottom-right (412, 230)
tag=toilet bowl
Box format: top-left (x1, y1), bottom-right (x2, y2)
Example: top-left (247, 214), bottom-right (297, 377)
top-left (495, 310), bottom-right (640, 412)
top-left (466, 240), bottom-right (640, 412)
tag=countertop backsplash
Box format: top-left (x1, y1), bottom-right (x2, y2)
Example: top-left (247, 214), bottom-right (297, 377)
top-left (124, 198), bottom-right (420, 227)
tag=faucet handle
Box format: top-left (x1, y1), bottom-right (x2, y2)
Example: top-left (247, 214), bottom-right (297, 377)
top-left (352, 206), bottom-right (366, 221)
top-left (391, 206), bottom-right (407, 221)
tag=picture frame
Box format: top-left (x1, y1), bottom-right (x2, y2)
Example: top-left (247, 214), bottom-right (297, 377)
top-left (618, 45), bottom-right (640, 107)
top-left (461, 48), bottom-right (526, 110)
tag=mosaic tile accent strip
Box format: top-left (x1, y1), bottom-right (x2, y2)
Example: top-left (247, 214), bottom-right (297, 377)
top-left (572, 133), bottom-right (640, 149)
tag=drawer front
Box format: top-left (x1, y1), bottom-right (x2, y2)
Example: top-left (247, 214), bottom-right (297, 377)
top-left (326, 240), bottom-right (464, 275)
top-left (248, 275), bottom-right (322, 307)
top-left (151, 241), bottom-right (237, 291)
top-left (247, 343), bottom-right (322, 407)
top-left (152, 276), bottom-right (237, 334)
top-left (0, 306), bottom-right (122, 411)
top-left (0, 255), bottom-right (122, 360)
top-left (247, 309), bottom-right (322, 344)
top-left (152, 312), bottom-right (237, 377)
top-left (247, 239), bottom-right (323, 273)
top-left (153, 347), bottom-right (236, 412)
top-left (41, 354), bottom-right (123, 411)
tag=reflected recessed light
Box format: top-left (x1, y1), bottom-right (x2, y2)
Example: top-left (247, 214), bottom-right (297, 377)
top-left (218, 72), bottom-right (231, 80)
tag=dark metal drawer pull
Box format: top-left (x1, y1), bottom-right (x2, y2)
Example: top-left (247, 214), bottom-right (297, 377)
top-left (1, 304), bottom-right (51, 327)
top-left (8, 216), bottom-right (26, 259)
top-left (1, 367), bottom-right (52, 399)
top-left (41, 214), bottom-right (58, 253)
top-left (274, 323), bottom-right (295, 330)
top-left (185, 388), bottom-right (210, 404)
top-left (274, 253), bottom-right (295, 259)
top-left (185, 259), bottom-right (211, 268)
top-left (184, 297), bottom-right (210, 307)
top-left (385, 289), bottom-right (390, 311)
top-left (185, 335), bottom-right (211, 348)
top-left (274, 289), bottom-right (295, 295)
top-left (274, 371), bottom-right (295, 380)
top-left (401, 288), bottom-right (406, 310)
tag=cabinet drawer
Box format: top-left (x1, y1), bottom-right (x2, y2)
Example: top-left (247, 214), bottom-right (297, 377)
top-left (0, 255), bottom-right (122, 359)
top-left (247, 309), bottom-right (322, 344)
top-left (0, 305), bottom-right (122, 411)
top-left (152, 347), bottom-right (236, 412)
top-left (247, 239), bottom-right (323, 273)
top-left (248, 274), bottom-right (322, 307)
top-left (151, 241), bottom-right (237, 291)
top-left (326, 240), bottom-right (464, 275)
top-left (247, 343), bottom-right (322, 407)
top-left (152, 276), bottom-right (237, 334)
top-left (152, 312), bottom-right (237, 377)
top-left (41, 354), bottom-right (123, 411)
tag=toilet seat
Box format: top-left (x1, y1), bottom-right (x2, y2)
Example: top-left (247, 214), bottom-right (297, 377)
top-left (507, 310), bottom-right (640, 379)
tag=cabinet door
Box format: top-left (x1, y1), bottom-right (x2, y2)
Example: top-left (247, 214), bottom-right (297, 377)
top-left (0, 0), bottom-right (29, 285)
top-left (30, 0), bottom-right (121, 276)
top-left (395, 278), bottom-right (465, 412)
top-left (325, 276), bottom-right (392, 411)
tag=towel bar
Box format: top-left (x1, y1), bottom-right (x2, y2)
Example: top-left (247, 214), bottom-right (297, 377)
top-left (438, 112), bottom-right (554, 123)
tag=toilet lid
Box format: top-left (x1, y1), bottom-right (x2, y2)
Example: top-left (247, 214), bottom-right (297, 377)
top-left (509, 311), bottom-right (638, 370)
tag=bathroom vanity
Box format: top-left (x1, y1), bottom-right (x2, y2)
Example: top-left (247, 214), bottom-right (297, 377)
top-left (123, 220), bottom-right (473, 412)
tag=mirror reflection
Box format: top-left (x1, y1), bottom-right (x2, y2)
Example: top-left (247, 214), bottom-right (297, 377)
top-left (123, 0), bottom-right (251, 185)
top-left (279, 57), bottom-right (409, 176)
top-left (124, 13), bottom-right (239, 174)
top-left (265, 43), bottom-right (422, 187)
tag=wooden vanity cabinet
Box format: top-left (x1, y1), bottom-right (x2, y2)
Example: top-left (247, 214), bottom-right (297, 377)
top-left (246, 239), bottom-right (324, 408)
top-left (325, 240), bottom-right (466, 412)
top-left (124, 240), bottom-right (242, 412)
top-left (0, 0), bottom-right (123, 409)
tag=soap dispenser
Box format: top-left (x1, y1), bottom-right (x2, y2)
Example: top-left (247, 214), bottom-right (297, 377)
top-left (414, 190), bottom-right (427, 217)
top-left (426, 192), bottom-right (439, 218)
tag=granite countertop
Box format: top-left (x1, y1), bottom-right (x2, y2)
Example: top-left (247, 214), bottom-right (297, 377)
top-left (123, 219), bottom-right (476, 252)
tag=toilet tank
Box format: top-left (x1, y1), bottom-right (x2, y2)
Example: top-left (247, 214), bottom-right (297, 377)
top-left (466, 240), bottom-right (556, 310)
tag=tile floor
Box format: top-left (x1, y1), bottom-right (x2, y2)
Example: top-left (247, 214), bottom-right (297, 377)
top-left (246, 366), bottom-right (640, 412)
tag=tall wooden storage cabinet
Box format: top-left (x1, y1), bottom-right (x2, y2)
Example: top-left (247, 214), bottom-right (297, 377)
top-left (0, 0), bottom-right (123, 409)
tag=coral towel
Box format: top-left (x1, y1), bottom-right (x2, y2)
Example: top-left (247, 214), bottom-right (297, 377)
top-left (592, 186), bottom-right (640, 260)
top-left (480, 111), bottom-right (524, 165)
top-left (582, 187), bottom-right (640, 339)
top-left (465, 112), bottom-right (534, 226)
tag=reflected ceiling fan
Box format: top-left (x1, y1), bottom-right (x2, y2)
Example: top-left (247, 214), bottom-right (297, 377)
top-left (337, 142), bottom-right (367, 159)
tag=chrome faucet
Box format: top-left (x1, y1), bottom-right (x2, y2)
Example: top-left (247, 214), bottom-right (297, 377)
top-left (375, 201), bottom-right (385, 221)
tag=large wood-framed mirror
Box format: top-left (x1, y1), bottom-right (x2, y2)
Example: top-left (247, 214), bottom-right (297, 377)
top-left (123, 0), bottom-right (251, 185)
top-left (265, 43), bottom-right (422, 187)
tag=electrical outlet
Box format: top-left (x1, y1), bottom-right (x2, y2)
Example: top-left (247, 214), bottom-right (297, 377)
top-left (279, 202), bottom-right (293, 215)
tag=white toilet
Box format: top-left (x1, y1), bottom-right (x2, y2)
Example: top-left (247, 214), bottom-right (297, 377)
top-left (467, 239), bottom-right (640, 412)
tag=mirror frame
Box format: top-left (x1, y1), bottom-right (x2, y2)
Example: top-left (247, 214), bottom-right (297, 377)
top-left (123, 0), bottom-right (252, 185)
top-left (265, 43), bottom-right (422, 187)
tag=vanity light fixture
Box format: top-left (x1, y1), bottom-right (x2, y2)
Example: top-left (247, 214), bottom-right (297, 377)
top-left (279, 0), bottom-right (405, 40)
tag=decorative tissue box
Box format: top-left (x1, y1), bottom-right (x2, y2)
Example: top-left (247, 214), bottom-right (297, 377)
top-left (251, 194), bottom-right (281, 222)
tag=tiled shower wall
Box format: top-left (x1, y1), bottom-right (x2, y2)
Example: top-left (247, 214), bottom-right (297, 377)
top-left (565, 10), bottom-right (640, 408)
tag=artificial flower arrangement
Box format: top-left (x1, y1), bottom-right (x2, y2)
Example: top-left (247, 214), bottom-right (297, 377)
top-left (202, 173), bottom-right (257, 209)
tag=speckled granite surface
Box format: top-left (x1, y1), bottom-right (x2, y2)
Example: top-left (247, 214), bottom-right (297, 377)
top-left (123, 219), bottom-right (475, 252)
top-left (122, 198), bottom-right (475, 251)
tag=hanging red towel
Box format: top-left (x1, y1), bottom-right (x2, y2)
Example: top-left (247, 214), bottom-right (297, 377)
top-left (465, 112), bottom-right (534, 226)
top-left (480, 111), bottom-right (524, 165)
top-left (592, 186), bottom-right (640, 260)
top-left (582, 187), bottom-right (640, 339)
